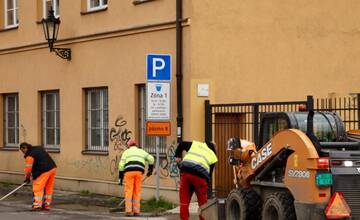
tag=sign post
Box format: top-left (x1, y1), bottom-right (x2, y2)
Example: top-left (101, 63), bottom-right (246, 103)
top-left (146, 54), bottom-right (171, 201)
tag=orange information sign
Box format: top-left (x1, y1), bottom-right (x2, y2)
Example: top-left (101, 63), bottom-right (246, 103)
top-left (146, 121), bottom-right (171, 136)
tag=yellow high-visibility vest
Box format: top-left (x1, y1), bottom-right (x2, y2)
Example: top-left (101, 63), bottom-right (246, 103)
top-left (118, 146), bottom-right (154, 171)
top-left (182, 141), bottom-right (218, 173)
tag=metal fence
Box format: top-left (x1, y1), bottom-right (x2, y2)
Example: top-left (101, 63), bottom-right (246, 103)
top-left (205, 95), bottom-right (360, 198)
top-left (314, 95), bottom-right (360, 131)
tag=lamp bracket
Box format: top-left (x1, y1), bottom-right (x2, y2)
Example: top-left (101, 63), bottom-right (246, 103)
top-left (52, 48), bottom-right (71, 61)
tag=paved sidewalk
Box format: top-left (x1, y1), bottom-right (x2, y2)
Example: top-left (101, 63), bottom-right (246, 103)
top-left (0, 182), bottom-right (200, 219)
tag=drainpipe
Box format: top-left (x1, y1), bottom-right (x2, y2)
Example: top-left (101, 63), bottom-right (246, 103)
top-left (176, 0), bottom-right (183, 143)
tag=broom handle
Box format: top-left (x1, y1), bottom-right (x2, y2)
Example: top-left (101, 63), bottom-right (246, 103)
top-left (0, 182), bottom-right (27, 201)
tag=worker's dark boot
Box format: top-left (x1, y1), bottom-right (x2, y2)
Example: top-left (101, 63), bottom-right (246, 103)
top-left (31, 205), bottom-right (42, 211)
top-left (133, 213), bottom-right (140, 217)
top-left (125, 213), bottom-right (133, 217)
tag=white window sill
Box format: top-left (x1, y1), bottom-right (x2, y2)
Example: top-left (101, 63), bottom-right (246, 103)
top-left (88, 5), bottom-right (108, 12)
top-left (0, 146), bottom-right (19, 151)
top-left (81, 6), bottom-right (108, 15)
top-left (43, 15), bottom-right (60, 19)
top-left (133, 0), bottom-right (156, 5)
top-left (2, 24), bottom-right (19, 31)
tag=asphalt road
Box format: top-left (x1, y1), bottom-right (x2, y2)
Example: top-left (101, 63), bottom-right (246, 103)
top-left (0, 197), bottom-right (182, 220)
top-left (0, 185), bottom-right (190, 220)
top-left (0, 199), bottom-right (122, 220)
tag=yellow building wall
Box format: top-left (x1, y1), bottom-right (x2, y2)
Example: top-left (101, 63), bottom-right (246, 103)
top-left (0, 28), bottom-right (178, 178)
top-left (185, 0), bottom-right (360, 141)
top-left (0, 0), bottom-right (182, 200)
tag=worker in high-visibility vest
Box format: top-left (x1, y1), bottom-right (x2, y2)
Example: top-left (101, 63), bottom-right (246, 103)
top-left (175, 141), bottom-right (218, 220)
top-left (19, 142), bottom-right (57, 210)
top-left (118, 140), bottom-right (154, 217)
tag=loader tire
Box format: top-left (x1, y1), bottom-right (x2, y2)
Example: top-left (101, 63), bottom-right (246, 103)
top-left (262, 191), bottom-right (296, 220)
top-left (225, 188), bottom-right (261, 220)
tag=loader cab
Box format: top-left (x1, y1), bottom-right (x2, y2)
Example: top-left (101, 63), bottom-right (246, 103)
top-left (259, 113), bottom-right (290, 148)
top-left (259, 111), bottom-right (345, 149)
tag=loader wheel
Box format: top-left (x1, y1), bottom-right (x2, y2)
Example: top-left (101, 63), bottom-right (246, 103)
top-left (225, 188), bottom-right (261, 220)
top-left (262, 191), bottom-right (296, 220)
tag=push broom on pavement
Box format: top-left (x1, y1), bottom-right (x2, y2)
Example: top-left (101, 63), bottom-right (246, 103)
top-left (0, 182), bottom-right (28, 201)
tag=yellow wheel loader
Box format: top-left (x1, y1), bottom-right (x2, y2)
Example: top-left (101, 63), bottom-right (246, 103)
top-left (226, 111), bottom-right (359, 220)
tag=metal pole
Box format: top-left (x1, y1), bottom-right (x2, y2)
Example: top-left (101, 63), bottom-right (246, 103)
top-left (155, 136), bottom-right (160, 201)
top-left (357, 94), bottom-right (360, 129)
top-left (205, 100), bottom-right (212, 143)
top-left (307, 95), bottom-right (314, 111)
top-left (176, 0), bottom-right (183, 143)
top-left (253, 104), bottom-right (259, 146)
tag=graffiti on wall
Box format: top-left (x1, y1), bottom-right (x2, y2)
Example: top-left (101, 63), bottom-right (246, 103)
top-left (69, 156), bottom-right (107, 171)
top-left (109, 116), bottom-right (132, 176)
top-left (156, 141), bottom-right (180, 189)
top-left (110, 116), bottom-right (132, 152)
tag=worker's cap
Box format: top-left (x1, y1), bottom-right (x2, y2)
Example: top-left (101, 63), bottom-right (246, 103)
top-left (127, 140), bottom-right (137, 147)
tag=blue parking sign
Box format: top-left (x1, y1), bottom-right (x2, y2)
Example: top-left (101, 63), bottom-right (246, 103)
top-left (147, 54), bottom-right (171, 81)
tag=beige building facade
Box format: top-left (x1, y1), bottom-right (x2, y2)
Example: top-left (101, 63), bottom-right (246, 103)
top-left (0, 0), bottom-right (360, 202)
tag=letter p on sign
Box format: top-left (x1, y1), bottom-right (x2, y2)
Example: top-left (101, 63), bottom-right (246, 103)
top-left (147, 54), bottom-right (171, 81)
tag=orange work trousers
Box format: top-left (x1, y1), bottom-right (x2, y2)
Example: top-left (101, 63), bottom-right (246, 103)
top-left (124, 171), bottom-right (142, 214)
top-left (32, 168), bottom-right (56, 209)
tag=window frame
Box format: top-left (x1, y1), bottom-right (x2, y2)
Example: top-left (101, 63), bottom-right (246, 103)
top-left (43, 0), bottom-right (59, 19)
top-left (87, 0), bottom-right (107, 12)
top-left (85, 88), bottom-right (109, 152)
top-left (41, 91), bottom-right (60, 149)
top-left (4, 93), bottom-right (19, 148)
top-left (4, 0), bottom-right (19, 29)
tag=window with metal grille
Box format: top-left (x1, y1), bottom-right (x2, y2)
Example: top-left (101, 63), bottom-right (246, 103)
top-left (5, 0), bottom-right (19, 28)
top-left (41, 91), bottom-right (60, 149)
top-left (86, 88), bottom-right (108, 152)
top-left (88, 0), bottom-right (107, 11)
top-left (4, 94), bottom-right (19, 147)
top-left (138, 85), bottom-right (166, 155)
top-left (44, 0), bottom-right (60, 18)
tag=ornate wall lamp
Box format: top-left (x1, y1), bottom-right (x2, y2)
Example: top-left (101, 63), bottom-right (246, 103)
top-left (42, 8), bottom-right (71, 61)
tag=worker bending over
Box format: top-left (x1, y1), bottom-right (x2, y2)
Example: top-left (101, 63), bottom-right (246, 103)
top-left (20, 142), bottom-right (57, 210)
top-left (175, 141), bottom-right (218, 220)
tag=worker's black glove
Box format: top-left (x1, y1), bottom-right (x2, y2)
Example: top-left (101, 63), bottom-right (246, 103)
top-left (118, 171), bottom-right (124, 185)
top-left (146, 164), bottom-right (154, 177)
top-left (24, 178), bottom-right (31, 184)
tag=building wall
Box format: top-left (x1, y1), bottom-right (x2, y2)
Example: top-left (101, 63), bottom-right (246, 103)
top-left (0, 0), bottom-right (182, 202)
top-left (0, 0), bottom-right (176, 49)
top-left (186, 0), bottom-right (360, 140)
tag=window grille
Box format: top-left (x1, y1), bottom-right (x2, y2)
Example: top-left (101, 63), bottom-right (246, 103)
top-left (41, 91), bottom-right (60, 149)
top-left (86, 88), bottom-right (109, 152)
top-left (4, 94), bottom-right (19, 147)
